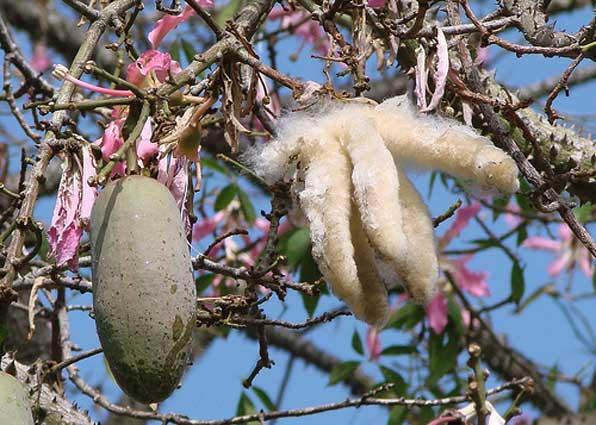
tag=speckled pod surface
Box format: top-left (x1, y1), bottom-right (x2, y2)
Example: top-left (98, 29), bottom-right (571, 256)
top-left (90, 176), bottom-right (195, 403)
top-left (0, 372), bottom-right (34, 425)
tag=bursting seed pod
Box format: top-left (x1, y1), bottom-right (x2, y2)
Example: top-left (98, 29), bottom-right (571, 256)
top-left (247, 95), bottom-right (519, 327)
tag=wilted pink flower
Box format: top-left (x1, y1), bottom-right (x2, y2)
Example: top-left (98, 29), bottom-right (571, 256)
top-left (414, 47), bottom-right (428, 110)
top-left (253, 80), bottom-right (281, 132)
top-left (509, 413), bottom-right (531, 425)
top-left (522, 224), bottom-right (593, 278)
top-left (427, 202), bottom-right (491, 334)
top-left (31, 42), bottom-right (51, 73)
top-left (148, 2), bottom-right (213, 49)
top-left (424, 29), bottom-right (449, 112)
top-left (157, 152), bottom-right (191, 234)
top-left (126, 50), bottom-right (182, 87)
top-left (426, 415), bottom-right (459, 425)
top-left (268, 7), bottom-right (330, 56)
top-left (366, 327), bottom-right (382, 361)
top-left (474, 46), bottom-right (489, 66)
top-left (48, 147), bottom-right (97, 270)
top-left (367, 0), bottom-right (386, 7)
top-left (416, 29), bottom-right (449, 112)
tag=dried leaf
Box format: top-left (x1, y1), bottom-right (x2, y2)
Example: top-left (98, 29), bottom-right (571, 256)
top-left (415, 46), bottom-right (428, 110)
top-left (27, 277), bottom-right (44, 340)
top-left (423, 29), bottom-right (449, 112)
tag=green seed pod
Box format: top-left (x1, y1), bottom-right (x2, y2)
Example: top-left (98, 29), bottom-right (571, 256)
top-left (90, 176), bottom-right (196, 403)
top-left (0, 372), bottom-right (34, 425)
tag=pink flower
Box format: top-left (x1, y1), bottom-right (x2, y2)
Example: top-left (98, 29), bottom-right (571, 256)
top-left (509, 413), bottom-right (532, 425)
top-left (48, 147), bottom-right (97, 270)
top-left (449, 254), bottom-right (490, 297)
top-left (96, 119), bottom-right (126, 177)
top-left (268, 7), bottom-right (329, 56)
top-left (440, 203), bottom-right (481, 246)
top-left (193, 211), bottom-right (226, 243)
top-left (126, 50), bottom-right (182, 87)
top-left (367, 0), bottom-right (386, 7)
top-left (522, 224), bottom-right (593, 278)
top-left (503, 201), bottom-right (523, 227)
top-left (366, 327), bottom-right (382, 361)
top-left (136, 118), bottom-right (158, 163)
top-left (428, 202), bottom-right (491, 334)
top-left (31, 42), bottom-right (51, 73)
top-left (148, 2), bottom-right (213, 49)
top-left (426, 292), bottom-right (449, 334)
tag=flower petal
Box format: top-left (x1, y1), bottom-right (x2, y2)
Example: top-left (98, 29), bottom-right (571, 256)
top-left (426, 292), bottom-right (448, 334)
top-left (148, 5), bottom-right (196, 49)
top-left (414, 47), bottom-right (428, 110)
top-left (547, 251), bottom-right (571, 276)
top-left (366, 327), bottom-right (382, 361)
top-left (423, 28), bottom-right (449, 112)
top-left (441, 202), bottom-right (481, 245)
top-left (48, 156), bottom-right (83, 269)
top-left (452, 254), bottom-right (491, 297)
top-left (136, 118), bottom-right (158, 163)
top-left (522, 236), bottom-right (561, 252)
top-left (126, 50), bottom-right (181, 86)
top-left (80, 145), bottom-right (97, 223)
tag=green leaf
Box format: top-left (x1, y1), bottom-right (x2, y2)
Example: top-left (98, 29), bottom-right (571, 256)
top-left (299, 247), bottom-right (322, 282)
top-left (379, 366), bottom-right (407, 395)
top-left (447, 294), bottom-right (464, 336)
top-left (515, 284), bottom-right (555, 314)
top-left (492, 196), bottom-right (510, 221)
top-left (573, 203), bottom-right (593, 223)
top-left (516, 224), bottom-right (528, 246)
top-left (215, 0), bottom-right (241, 27)
top-left (285, 227), bottom-right (311, 269)
top-left (329, 361), bottom-right (360, 386)
top-left (38, 232), bottom-right (50, 262)
top-left (180, 38), bottom-right (196, 65)
top-left (235, 393), bottom-right (258, 424)
top-left (252, 386), bottom-right (276, 411)
top-left (428, 171), bottom-right (438, 198)
top-left (196, 274), bottom-right (215, 293)
top-left (386, 303), bottom-right (425, 330)
top-left (380, 345), bottom-right (418, 356)
top-left (169, 40), bottom-right (181, 63)
top-left (351, 330), bottom-right (364, 356)
top-left (387, 405), bottom-right (408, 425)
top-left (237, 188), bottom-right (256, 225)
top-left (301, 292), bottom-right (319, 318)
top-left (516, 180), bottom-right (532, 213)
top-left (510, 262), bottom-right (525, 305)
top-left (427, 328), bottom-right (459, 387)
top-left (202, 156), bottom-right (228, 175)
top-left (214, 183), bottom-right (238, 211)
